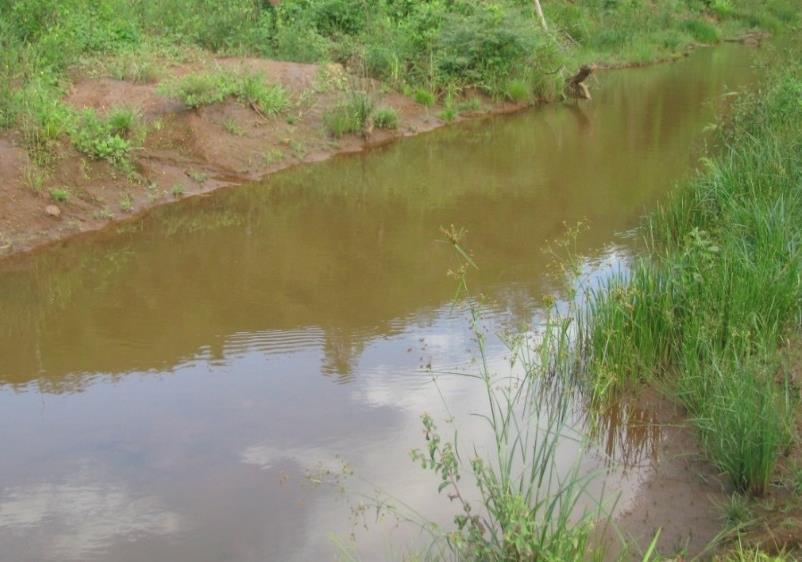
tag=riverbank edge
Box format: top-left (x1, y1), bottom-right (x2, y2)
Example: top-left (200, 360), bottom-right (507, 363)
top-left (0, 37), bottom-right (754, 267)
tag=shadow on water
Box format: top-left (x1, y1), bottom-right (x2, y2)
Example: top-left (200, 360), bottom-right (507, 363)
top-left (0, 46), bottom-right (755, 561)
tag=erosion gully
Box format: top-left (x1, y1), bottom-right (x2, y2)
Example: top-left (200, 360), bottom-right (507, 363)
top-left (0, 46), bottom-right (755, 561)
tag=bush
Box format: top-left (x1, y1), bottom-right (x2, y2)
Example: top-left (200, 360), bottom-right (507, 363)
top-left (435, 6), bottom-right (540, 92)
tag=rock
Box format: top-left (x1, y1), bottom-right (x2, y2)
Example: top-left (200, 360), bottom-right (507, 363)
top-left (45, 205), bottom-right (61, 218)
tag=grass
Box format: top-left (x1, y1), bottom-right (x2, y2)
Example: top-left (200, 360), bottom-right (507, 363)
top-left (158, 71), bottom-right (289, 115)
top-left (70, 107), bottom-right (143, 168)
top-left (372, 107), bottom-right (398, 130)
top-left (49, 188), bottom-right (70, 202)
top-left (0, 0), bottom-right (796, 178)
top-left (323, 91), bottom-right (373, 138)
top-left (399, 238), bottom-right (604, 560)
top-left (413, 88), bottom-right (435, 108)
top-left (576, 60), bottom-right (802, 496)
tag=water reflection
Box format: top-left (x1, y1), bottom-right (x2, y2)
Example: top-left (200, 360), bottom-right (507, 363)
top-left (0, 46), bottom-right (755, 561)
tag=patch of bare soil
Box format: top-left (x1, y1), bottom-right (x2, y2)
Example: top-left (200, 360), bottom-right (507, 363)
top-left (0, 56), bottom-right (524, 262)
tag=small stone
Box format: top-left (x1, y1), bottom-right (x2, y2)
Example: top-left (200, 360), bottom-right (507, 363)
top-left (45, 205), bottom-right (61, 218)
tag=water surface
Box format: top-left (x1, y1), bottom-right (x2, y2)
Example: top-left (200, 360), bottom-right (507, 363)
top-left (0, 46), bottom-right (754, 561)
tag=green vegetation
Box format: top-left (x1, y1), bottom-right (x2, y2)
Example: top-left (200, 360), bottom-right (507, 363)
top-left (323, 91), bottom-right (373, 137)
top-left (372, 107), bottom-right (398, 130)
top-left (158, 71), bottom-right (289, 114)
top-left (49, 187), bottom-right (69, 202)
top-left (71, 107), bottom-right (142, 168)
top-left (578, 62), bottom-right (802, 496)
top-left (0, 0), bottom-right (797, 166)
top-left (398, 234), bottom-right (606, 560)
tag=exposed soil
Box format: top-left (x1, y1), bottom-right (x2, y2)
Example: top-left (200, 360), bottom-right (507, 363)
top-left (607, 390), bottom-right (731, 559)
top-left (0, 56), bottom-right (524, 262)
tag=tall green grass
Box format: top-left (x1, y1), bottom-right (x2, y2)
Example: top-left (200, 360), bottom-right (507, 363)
top-left (580, 62), bottom-right (802, 495)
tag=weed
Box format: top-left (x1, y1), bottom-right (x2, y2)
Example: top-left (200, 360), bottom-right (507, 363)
top-left (159, 71), bottom-right (288, 116)
top-left (107, 51), bottom-right (162, 83)
top-left (262, 148), bottom-right (285, 166)
top-left (719, 494), bottom-right (754, 531)
top-left (223, 118), bottom-right (244, 136)
top-left (49, 188), bottom-right (70, 202)
top-left (234, 74), bottom-right (290, 116)
top-left (70, 108), bottom-right (142, 168)
top-left (170, 184), bottom-right (185, 198)
top-left (22, 166), bottom-right (47, 192)
top-left (159, 72), bottom-right (230, 108)
top-left (372, 107), bottom-right (398, 130)
top-left (503, 79), bottom-right (530, 103)
top-left (119, 194), bottom-right (133, 212)
top-left (324, 91), bottom-right (374, 138)
top-left (457, 97), bottom-right (482, 113)
top-left (439, 105), bottom-right (457, 122)
top-left (413, 88), bottom-right (435, 108)
top-left (187, 169), bottom-right (208, 183)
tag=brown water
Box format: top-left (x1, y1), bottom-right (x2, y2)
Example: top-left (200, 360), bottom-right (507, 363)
top-left (0, 47), bottom-right (755, 561)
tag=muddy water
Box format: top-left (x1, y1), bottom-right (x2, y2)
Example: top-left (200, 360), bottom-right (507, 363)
top-left (0, 47), bottom-right (754, 561)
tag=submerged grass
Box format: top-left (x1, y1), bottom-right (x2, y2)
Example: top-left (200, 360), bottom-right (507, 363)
top-left (579, 58), bottom-right (802, 495)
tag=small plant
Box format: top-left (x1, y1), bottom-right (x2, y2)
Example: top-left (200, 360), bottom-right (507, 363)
top-left (23, 166), bottom-right (47, 192)
top-left (108, 52), bottom-right (162, 84)
top-left (503, 79), bottom-right (530, 103)
top-left (187, 169), bottom-right (208, 183)
top-left (324, 91), bottom-right (374, 138)
top-left (790, 465), bottom-right (802, 496)
top-left (439, 105), bottom-right (457, 122)
top-left (263, 148), bottom-right (285, 166)
top-left (70, 108), bottom-right (142, 168)
top-left (457, 97), bottom-right (482, 113)
top-left (119, 194), bottom-right (133, 212)
top-left (235, 74), bottom-right (289, 116)
top-left (49, 188), bottom-right (70, 202)
top-left (719, 494), bottom-right (754, 531)
top-left (159, 72), bottom-right (230, 108)
top-left (160, 71), bottom-right (288, 116)
top-left (413, 88), bottom-right (435, 107)
top-left (372, 107), bottom-right (398, 130)
top-left (170, 184), bottom-right (185, 198)
top-left (223, 118), bottom-right (244, 136)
